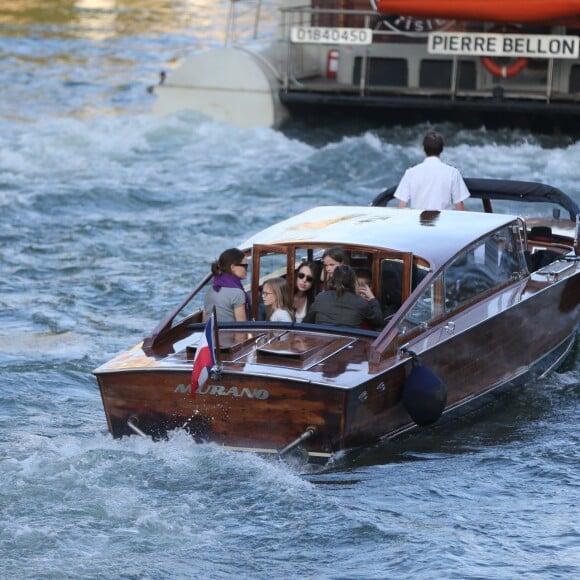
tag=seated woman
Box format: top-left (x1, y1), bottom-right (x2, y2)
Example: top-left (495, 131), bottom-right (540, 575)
top-left (321, 246), bottom-right (349, 290)
top-left (293, 261), bottom-right (321, 323)
top-left (303, 265), bottom-right (384, 329)
top-left (203, 248), bottom-right (250, 322)
top-left (262, 277), bottom-right (295, 322)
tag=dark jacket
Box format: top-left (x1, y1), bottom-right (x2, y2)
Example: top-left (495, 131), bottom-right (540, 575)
top-left (303, 290), bottom-right (384, 329)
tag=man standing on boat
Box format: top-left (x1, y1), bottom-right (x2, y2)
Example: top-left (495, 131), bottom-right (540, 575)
top-left (394, 131), bottom-right (470, 211)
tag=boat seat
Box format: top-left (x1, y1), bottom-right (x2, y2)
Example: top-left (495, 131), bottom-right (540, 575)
top-left (525, 249), bottom-right (562, 272)
top-left (529, 226), bottom-right (553, 242)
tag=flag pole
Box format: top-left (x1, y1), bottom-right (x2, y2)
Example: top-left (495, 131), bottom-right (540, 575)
top-left (211, 306), bottom-right (222, 377)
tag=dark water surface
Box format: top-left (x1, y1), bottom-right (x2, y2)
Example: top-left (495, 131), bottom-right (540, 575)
top-left (1, 2), bottom-right (579, 578)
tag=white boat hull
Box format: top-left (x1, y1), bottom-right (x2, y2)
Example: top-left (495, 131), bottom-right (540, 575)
top-left (152, 47), bottom-right (289, 128)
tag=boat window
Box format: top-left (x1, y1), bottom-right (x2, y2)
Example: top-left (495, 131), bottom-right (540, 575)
top-left (349, 251), bottom-right (373, 272)
top-left (379, 257), bottom-right (428, 318)
top-left (444, 226), bottom-right (521, 311)
top-left (171, 292), bottom-right (206, 327)
top-left (253, 249), bottom-right (289, 321)
top-left (413, 263), bottom-right (429, 289)
top-left (258, 251), bottom-right (288, 283)
top-left (379, 258), bottom-right (404, 317)
top-left (397, 273), bottom-right (442, 333)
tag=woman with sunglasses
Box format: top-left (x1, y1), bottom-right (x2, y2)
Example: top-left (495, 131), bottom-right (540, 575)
top-left (293, 261), bottom-right (320, 323)
top-left (204, 248), bottom-right (250, 322)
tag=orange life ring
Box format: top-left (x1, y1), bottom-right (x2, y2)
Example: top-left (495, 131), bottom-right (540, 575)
top-left (480, 25), bottom-right (528, 78)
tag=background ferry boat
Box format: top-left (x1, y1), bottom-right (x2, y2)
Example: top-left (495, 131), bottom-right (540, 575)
top-left (151, 0), bottom-right (580, 131)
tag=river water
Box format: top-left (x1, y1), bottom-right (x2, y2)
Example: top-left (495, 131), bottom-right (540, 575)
top-left (1, 2), bottom-right (579, 578)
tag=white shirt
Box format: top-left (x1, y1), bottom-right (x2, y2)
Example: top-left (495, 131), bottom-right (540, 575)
top-left (394, 156), bottom-right (470, 210)
top-left (295, 300), bottom-right (307, 323)
top-left (270, 308), bottom-right (293, 322)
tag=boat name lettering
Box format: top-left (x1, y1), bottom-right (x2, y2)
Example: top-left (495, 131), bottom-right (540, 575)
top-left (197, 384), bottom-right (270, 399)
top-left (428, 32), bottom-right (580, 59)
top-left (290, 26), bottom-right (372, 46)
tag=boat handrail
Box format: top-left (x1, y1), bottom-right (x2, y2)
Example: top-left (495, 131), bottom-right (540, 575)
top-left (225, 0), bottom-right (278, 46)
top-left (185, 320), bottom-right (381, 338)
top-left (234, 45), bottom-right (284, 82)
top-left (278, 5), bottom-right (436, 40)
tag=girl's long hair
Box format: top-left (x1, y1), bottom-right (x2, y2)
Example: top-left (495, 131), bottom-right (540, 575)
top-left (263, 277), bottom-right (295, 321)
top-left (328, 265), bottom-right (357, 298)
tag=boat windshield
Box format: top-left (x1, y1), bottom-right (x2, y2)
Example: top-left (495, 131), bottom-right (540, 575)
top-left (396, 223), bottom-right (527, 334)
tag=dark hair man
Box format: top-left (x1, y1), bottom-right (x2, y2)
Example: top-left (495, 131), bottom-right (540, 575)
top-left (394, 131), bottom-right (470, 211)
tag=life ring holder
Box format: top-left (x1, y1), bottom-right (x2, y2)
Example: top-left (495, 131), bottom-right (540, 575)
top-left (480, 25), bottom-right (529, 78)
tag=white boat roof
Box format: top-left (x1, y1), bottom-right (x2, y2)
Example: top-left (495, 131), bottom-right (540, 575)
top-left (240, 206), bottom-right (517, 267)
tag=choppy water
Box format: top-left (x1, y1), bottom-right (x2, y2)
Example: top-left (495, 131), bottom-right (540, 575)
top-left (1, 2), bottom-right (579, 578)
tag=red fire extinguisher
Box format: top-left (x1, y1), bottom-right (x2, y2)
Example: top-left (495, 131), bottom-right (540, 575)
top-left (326, 49), bottom-right (339, 79)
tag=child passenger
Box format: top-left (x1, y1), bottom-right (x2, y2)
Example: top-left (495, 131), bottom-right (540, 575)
top-left (355, 268), bottom-right (373, 300)
top-left (262, 277), bottom-right (295, 322)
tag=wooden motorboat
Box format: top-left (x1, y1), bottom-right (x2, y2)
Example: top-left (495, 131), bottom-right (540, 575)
top-left (152, 1), bottom-right (580, 132)
top-left (94, 179), bottom-right (579, 463)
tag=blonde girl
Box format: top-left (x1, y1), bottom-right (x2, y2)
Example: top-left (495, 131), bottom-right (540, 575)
top-left (262, 277), bottom-right (295, 322)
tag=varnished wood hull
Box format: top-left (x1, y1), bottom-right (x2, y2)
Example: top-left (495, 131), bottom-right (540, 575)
top-left (94, 189), bottom-right (580, 464)
top-left (96, 274), bottom-right (578, 462)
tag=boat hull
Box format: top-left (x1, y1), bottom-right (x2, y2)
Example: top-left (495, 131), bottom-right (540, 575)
top-left (96, 273), bottom-right (578, 463)
top-left (152, 47), bottom-right (289, 128)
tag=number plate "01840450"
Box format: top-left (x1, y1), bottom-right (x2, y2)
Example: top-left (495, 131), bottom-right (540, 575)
top-left (290, 26), bottom-right (372, 45)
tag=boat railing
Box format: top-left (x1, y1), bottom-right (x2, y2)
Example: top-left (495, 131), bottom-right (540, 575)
top-left (281, 5), bottom-right (572, 103)
top-left (225, 0), bottom-right (281, 47)
top-left (223, 1), bottom-right (578, 106)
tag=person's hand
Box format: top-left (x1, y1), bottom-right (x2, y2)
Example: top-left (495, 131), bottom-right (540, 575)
top-left (358, 284), bottom-right (374, 301)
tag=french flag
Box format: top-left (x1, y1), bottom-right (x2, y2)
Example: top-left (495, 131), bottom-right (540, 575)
top-left (191, 314), bottom-right (216, 398)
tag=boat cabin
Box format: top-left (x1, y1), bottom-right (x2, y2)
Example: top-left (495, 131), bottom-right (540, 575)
top-left (145, 205), bottom-right (535, 362)
top-left (243, 205), bottom-right (528, 322)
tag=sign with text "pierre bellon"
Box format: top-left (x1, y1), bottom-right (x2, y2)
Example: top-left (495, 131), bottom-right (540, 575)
top-left (428, 32), bottom-right (580, 59)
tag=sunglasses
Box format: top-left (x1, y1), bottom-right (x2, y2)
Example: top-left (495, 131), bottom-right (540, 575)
top-left (297, 272), bottom-right (313, 282)
top-left (235, 263), bottom-right (249, 269)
